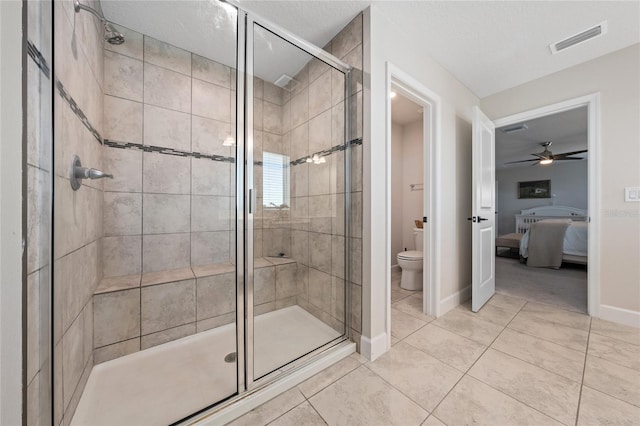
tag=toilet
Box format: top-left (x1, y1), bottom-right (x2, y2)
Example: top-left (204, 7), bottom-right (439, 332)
top-left (397, 228), bottom-right (424, 291)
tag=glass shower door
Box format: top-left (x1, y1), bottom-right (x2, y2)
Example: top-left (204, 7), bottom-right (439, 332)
top-left (247, 22), bottom-right (350, 383)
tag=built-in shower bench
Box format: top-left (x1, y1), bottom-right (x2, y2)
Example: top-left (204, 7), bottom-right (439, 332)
top-left (93, 257), bottom-right (300, 362)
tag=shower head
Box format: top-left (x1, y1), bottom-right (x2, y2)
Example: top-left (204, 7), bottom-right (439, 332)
top-left (103, 22), bottom-right (125, 45)
top-left (74, 0), bottom-right (125, 45)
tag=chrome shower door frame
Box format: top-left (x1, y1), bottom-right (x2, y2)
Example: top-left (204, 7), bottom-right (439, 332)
top-left (241, 9), bottom-right (353, 392)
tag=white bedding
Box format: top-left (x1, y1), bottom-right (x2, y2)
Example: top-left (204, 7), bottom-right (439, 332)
top-left (520, 220), bottom-right (588, 258)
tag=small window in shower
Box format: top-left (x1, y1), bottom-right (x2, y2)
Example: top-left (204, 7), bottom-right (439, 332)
top-left (262, 151), bottom-right (290, 209)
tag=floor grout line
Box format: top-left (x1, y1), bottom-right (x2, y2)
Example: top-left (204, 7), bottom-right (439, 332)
top-left (574, 316), bottom-right (593, 426)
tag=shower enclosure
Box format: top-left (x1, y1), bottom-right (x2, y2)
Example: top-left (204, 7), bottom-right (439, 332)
top-left (39, 0), bottom-right (356, 424)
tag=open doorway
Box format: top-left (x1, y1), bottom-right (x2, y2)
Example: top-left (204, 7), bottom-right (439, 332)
top-left (384, 64), bottom-right (442, 350)
top-left (494, 107), bottom-right (589, 313)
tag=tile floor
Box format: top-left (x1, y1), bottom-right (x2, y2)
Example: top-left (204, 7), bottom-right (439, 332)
top-left (230, 271), bottom-right (640, 425)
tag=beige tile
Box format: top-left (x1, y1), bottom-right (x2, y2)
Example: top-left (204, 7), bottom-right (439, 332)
top-left (229, 388), bottom-right (305, 426)
top-left (143, 104), bottom-right (191, 152)
top-left (142, 233), bottom-right (190, 273)
top-left (103, 148), bottom-right (142, 193)
top-left (583, 355), bottom-right (640, 406)
top-left (469, 349), bottom-right (581, 425)
top-left (391, 289), bottom-right (413, 303)
top-left (196, 272), bottom-right (236, 320)
top-left (367, 342), bottom-right (462, 411)
top-left (276, 263), bottom-right (298, 300)
top-left (94, 338), bottom-right (140, 364)
top-left (103, 95), bottom-right (142, 143)
top-left (405, 324), bottom-right (486, 372)
top-left (141, 279), bottom-right (195, 335)
top-left (196, 312), bottom-right (235, 332)
top-left (141, 323), bottom-right (195, 350)
top-left (309, 71), bottom-right (332, 119)
top-left (591, 318), bottom-right (640, 346)
top-left (191, 115), bottom-right (232, 157)
top-left (309, 366), bottom-right (428, 426)
top-left (143, 152), bottom-right (190, 194)
top-left (391, 308), bottom-right (427, 340)
top-left (588, 332), bottom-right (640, 371)
top-left (143, 36), bottom-right (191, 76)
top-left (191, 158), bottom-right (230, 196)
top-left (508, 310), bottom-right (589, 352)
top-left (393, 295), bottom-right (435, 323)
top-left (492, 328), bottom-right (585, 382)
top-left (103, 192), bottom-right (142, 236)
top-left (309, 233), bottom-right (332, 274)
top-left (191, 195), bottom-right (231, 232)
top-left (488, 292), bottom-right (527, 313)
top-left (93, 288), bottom-right (140, 348)
top-left (331, 14), bottom-right (362, 59)
top-left (102, 235), bottom-right (142, 278)
top-left (96, 274), bottom-right (141, 294)
top-left (270, 401), bottom-right (326, 426)
top-left (192, 54), bottom-right (230, 88)
top-left (144, 63), bottom-right (191, 113)
top-left (192, 262), bottom-right (235, 278)
top-left (577, 386), bottom-right (640, 426)
top-left (191, 231), bottom-right (230, 266)
top-left (456, 301), bottom-right (517, 327)
top-left (298, 355), bottom-right (362, 398)
top-left (421, 416), bottom-right (446, 426)
top-left (434, 375), bottom-right (561, 426)
top-left (104, 50), bottom-right (143, 102)
top-left (522, 302), bottom-right (591, 331)
top-left (349, 352), bottom-right (368, 364)
top-left (255, 266), bottom-right (276, 306)
top-left (142, 267), bottom-right (194, 287)
top-left (433, 309), bottom-right (503, 346)
top-left (26, 272), bottom-right (40, 383)
top-left (62, 313), bottom-right (84, 410)
top-left (192, 78), bottom-right (231, 122)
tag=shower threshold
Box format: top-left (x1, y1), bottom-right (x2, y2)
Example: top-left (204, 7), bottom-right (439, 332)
top-left (71, 306), bottom-right (342, 426)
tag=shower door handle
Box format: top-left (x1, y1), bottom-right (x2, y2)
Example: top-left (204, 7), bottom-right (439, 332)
top-left (248, 188), bottom-right (256, 214)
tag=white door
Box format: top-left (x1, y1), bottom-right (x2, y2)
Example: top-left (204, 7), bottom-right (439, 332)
top-left (471, 107), bottom-right (496, 312)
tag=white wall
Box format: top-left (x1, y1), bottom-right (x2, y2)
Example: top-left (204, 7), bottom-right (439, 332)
top-left (390, 123), bottom-right (403, 268)
top-left (0, 1), bottom-right (24, 424)
top-left (363, 6), bottom-right (479, 359)
top-left (482, 44), bottom-right (640, 318)
top-left (401, 120), bottom-right (424, 251)
top-left (497, 161), bottom-right (588, 235)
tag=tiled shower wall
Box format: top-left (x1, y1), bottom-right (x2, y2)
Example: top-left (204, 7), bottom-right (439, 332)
top-left (26, 1), bottom-right (52, 425)
top-left (286, 14), bottom-right (364, 342)
top-left (52, 0), bottom-right (105, 424)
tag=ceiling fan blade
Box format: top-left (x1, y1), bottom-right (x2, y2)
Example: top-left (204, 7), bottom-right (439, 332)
top-left (505, 159), bottom-right (540, 164)
top-left (556, 149), bottom-right (588, 157)
top-left (555, 157), bottom-right (584, 160)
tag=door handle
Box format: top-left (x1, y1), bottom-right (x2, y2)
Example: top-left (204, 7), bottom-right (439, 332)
top-left (477, 216), bottom-right (489, 222)
top-left (467, 217), bottom-right (477, 222)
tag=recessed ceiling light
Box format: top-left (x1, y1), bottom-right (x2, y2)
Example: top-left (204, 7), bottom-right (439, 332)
top-left (390, 91), bottom-right (397, 99)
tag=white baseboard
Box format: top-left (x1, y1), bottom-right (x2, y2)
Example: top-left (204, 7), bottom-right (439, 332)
top-left (598, 304), bottom-right (640, 328)
top-left (439, 285), bottom-right (471, 316)
top-left (360, 332), bottom-right (388, 361)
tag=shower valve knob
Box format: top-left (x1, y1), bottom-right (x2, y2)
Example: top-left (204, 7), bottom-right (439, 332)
top-left (70, 155), bottom-right (113, 191)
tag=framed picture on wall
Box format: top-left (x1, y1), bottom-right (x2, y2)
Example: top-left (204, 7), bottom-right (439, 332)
top-left (518, 179), bottom-right (551, 199)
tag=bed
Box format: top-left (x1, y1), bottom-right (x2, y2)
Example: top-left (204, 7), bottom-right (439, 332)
top-left (517, 206), bottom-right (588, 265)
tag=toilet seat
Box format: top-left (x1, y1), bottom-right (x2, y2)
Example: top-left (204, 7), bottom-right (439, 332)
top-left (397, 250), bottom-right (423, 261)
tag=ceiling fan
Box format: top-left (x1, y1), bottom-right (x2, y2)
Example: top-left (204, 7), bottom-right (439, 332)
top-left (504, 141), bottom-right (587, 166)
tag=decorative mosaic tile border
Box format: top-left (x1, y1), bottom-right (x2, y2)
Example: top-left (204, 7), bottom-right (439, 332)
top-left (55, 80), bottom-right (103, 144)
top-left (27, 40), bottom-right (50, 79)
top-left (103, 137), bottom-right (362, 167)
top-left (104, 139), bottom-right (236, 163)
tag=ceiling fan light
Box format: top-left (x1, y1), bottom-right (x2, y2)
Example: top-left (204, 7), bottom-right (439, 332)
top-left (540, 158), bottom-right (553, 165)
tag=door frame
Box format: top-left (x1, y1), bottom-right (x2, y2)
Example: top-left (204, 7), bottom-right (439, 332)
top-left (385, 62), bottom-right (442, 349)
top-left (492, 93), bottom-right (601, 316)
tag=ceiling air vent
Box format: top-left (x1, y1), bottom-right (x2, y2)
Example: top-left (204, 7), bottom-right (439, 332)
top-left (500, 124), bottom-right (528, 134)
top-left (274, 74), bottom-right (300, 92)
top-left (550, 22), bottom-right (607, 54)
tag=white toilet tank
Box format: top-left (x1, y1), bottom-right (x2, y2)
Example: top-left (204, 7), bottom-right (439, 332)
top-left (413, 228), bottom-right (424, 251)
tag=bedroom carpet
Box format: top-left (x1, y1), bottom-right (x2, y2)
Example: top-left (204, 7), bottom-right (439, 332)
top-left (495, 255), bottom-right (587, 313)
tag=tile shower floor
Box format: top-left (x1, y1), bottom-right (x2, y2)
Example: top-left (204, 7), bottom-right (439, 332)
top-left (229, 273), bottom-right (640, 425)
top-left (71, 306), bottom-right (341, 426)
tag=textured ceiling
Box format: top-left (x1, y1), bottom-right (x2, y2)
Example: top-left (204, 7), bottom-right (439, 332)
top-left (102, 1), bottom-right (640, 97)
top-left (496, 106), bottom-right (588, 169)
